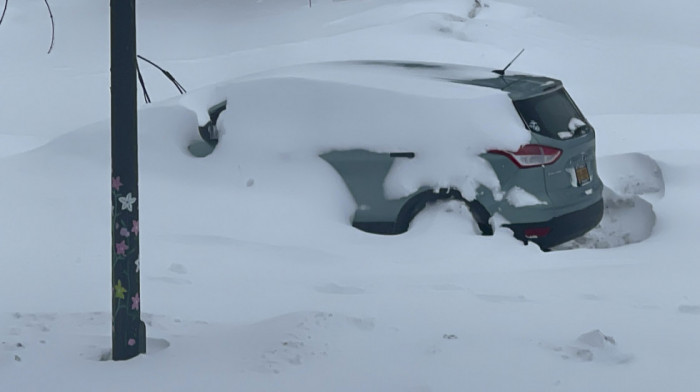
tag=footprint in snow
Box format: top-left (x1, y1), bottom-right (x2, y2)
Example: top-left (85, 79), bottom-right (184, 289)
top-left (315, 283), bottom-right (365, 295)
top-left (168, 263), bottom-right (188, 274)
top-left (475, 294), bottom-right (527, 303)
top-left (678, 305), bottom-right (700, 315)
top-left (148, 276), bottom-right (192, 285)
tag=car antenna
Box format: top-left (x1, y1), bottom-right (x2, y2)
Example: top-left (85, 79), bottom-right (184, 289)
top-left (493, 49), bottom-right (525, 76)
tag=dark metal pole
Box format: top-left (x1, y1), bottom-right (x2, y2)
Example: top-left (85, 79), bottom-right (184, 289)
top-left (110, 0), bottom-right (146, 360)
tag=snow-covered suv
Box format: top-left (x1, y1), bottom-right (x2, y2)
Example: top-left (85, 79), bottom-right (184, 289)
top-left (196, 61), bottom-right (603, 250)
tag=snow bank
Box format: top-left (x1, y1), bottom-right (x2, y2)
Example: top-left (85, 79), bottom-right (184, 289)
top-left (540, 329), bottom-right (633, 364)
top-left (598, 153), bottom-right (665, 197)
top-left (0, 135), bottom-right (47, 158)
top-left (556, 153), bottom-right (662, 250)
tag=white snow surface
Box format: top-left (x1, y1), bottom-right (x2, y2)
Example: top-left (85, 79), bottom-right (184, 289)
top-left (2, 0), bottom-right (700, 391)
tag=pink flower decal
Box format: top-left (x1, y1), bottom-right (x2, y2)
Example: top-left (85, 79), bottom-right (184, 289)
top-left (115, 240), bottom-right (128, 255)
top-left (131, 220), bottom-right (139, 236)
top-left (128, 339), bottom-right (135, 346)
top-left (120, 227), bottom-right (130, 237)
top-left (112, 176), bottom-right (123, 191)
top-left (131, 293), bottom-right (140, 310)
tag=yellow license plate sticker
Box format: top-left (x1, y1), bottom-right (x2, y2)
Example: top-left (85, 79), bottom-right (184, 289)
top-left (575, 166), bottom-right (590, 185)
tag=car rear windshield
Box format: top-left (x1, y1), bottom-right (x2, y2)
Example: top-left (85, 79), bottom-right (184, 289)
top-left (513, 88), bottom-right (588, 140)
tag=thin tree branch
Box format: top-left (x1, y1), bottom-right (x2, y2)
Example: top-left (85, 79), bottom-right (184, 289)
top-left (137, 55), bottom-right (187, 94)
top-left (136, 63), bottom-right (152, 104)
top-left (0, 0), bottom-right (9, 28)
top-left (43, 0), bottom-right (55, 54)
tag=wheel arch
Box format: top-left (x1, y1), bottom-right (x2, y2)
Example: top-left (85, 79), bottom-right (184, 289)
top-left (394, 188), bottom-right (493, 235)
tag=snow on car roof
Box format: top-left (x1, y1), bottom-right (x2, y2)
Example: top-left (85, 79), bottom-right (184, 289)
top-left (207, 61), bottom-right (530, 200)
top-left (231, 60), bottom-right (506, 100)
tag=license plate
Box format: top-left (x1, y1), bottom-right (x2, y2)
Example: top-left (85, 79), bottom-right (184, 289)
top-left (575, 165), bottom-right (591, 186)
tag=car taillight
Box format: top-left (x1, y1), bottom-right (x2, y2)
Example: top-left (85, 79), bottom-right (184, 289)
top-left (488, 144), bottom-right (562, 168)
top-left (524, 227), bottom-right (551, 238)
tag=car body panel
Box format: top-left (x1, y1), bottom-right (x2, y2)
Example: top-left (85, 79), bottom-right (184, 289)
top-left (320, 149), bottom-right (408, 225)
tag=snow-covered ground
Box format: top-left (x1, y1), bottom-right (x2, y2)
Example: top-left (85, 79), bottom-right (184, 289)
top-left (1, 0), bottom-right (699, 391)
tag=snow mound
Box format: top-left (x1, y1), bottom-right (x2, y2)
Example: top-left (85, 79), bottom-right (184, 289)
top-left (0, 135), bottom-right (47, 158)
top-left (556, 153), bottom-right (662, 250)
top-left (559, 187), bottom-right (656, 250)
top-left (541, 330), bottom-right (633, 364)
top-left (598, 153), bottom-right (665, 197)
top-left (577, 329), bottom-right (616, 348)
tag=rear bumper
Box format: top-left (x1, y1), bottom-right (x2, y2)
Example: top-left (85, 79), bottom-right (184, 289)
top-left (506, 198), bottom-right (604, 250)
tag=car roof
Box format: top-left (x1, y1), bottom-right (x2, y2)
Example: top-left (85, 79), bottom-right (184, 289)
top-left (227, 60), bottom-right (563, 104)
top-left (348, 60), bottom-right (564, 101)
top-left (232, 61), bottom-right (505, 101)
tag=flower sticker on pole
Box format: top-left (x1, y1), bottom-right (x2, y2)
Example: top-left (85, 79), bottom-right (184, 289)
top-left (131, 293), bottom-right (140, 310)
top-left (114, 280), bottom-right (127, 300)
top-left (115, 240), bottom-right (128, 256)
top-left (112, 176), bottom-right (123, 191)
top-left (118, 193), bottom-right (137, 212)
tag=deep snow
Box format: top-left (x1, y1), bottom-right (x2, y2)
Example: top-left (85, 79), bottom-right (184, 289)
top-left (1, 1), bottom-right (699, 391)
